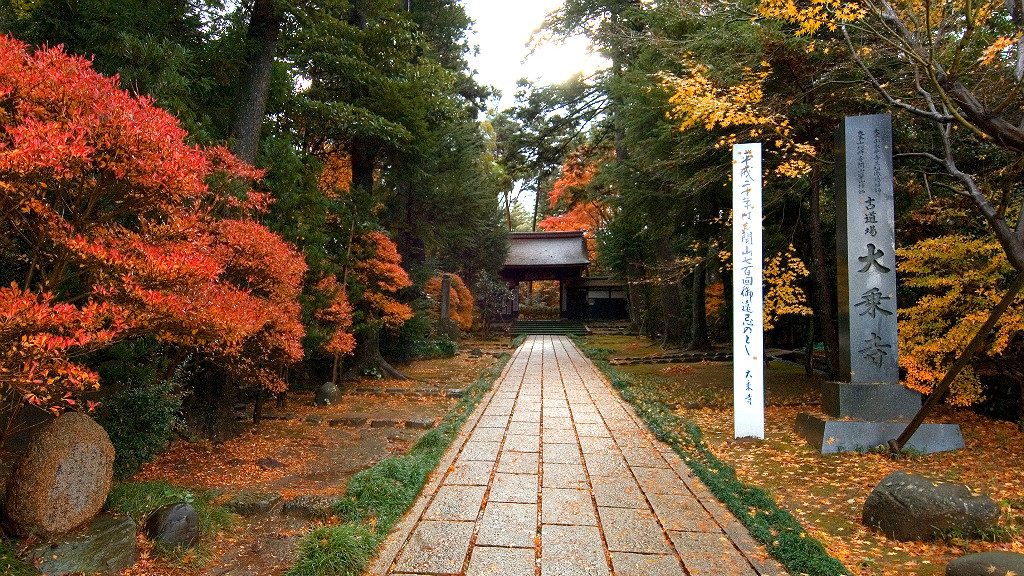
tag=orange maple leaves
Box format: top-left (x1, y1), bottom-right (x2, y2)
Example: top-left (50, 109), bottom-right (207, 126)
top-left (538, 148), bottom-right (613, 260)
top-left (425, 273), bottom-right (475, 332)
top-left (351, 231), bottom-right (414, 329)
top-left (0, 36), bottom-right (307, 408)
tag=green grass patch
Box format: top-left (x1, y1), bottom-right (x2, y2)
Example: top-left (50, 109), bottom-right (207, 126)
top-left (106, 480), bottom-right (234, 563)
top-left (573, 337), bottom-right (850, 576)
top-left (287, 351), bottom-right (512, 576)
top-left (0, 539), bottom-right (35, 576)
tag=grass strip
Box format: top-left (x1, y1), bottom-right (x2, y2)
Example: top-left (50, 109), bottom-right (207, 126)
top-left (287, 350), bottom-right (513, 576)
top-left (0, 539), bottom-right (36, 576)
top-left (574, 337), bottom-right (850, 576)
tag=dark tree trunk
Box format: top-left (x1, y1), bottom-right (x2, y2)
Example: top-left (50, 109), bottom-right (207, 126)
top-left (657, 238), bottom-right (685, 344)
top-left (230, 0), bottom-right (282, 164)
top-left (397, 185), bottom-right (426, 268)
top-left (809, 167), bottom-right (841, 379)
top-left (345, 325), bottom-right (409, 380)
top-left (689, 256), bottom-right (710, 350)
top-left (350, 140), bottom-right (376, 195)
top-left (183, 364), bottom-right (244, 442)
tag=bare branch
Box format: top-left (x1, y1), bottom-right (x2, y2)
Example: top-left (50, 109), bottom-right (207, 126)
top-left (842, 26), bottom-right (955, 123)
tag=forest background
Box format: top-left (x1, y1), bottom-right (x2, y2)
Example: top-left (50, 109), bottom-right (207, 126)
top-left (2, 0), bottom-right (1024, 468)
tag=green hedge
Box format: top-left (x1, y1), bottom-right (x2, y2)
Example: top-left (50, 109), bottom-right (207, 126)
top-left (573, 338), bottom-right (850, 576)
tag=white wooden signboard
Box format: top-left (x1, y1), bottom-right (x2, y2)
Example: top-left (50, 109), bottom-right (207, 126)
top-left (732, 143), bottom-right (765, 440)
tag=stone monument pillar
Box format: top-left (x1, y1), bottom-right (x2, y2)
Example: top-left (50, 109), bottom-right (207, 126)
top-left (796, 113), bottom-right (964, 454)
top-left (439, 273), bottom-right (456, 338)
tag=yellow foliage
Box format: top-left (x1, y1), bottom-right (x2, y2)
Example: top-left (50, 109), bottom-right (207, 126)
top-left (763, 245), bottom-right (813, 330)
top-left (898, 235), bottom-right (1024, 406)
top-left (757, 0), bottom-right (865, 35)
top-left (659, 63), bottom-right (815, 178)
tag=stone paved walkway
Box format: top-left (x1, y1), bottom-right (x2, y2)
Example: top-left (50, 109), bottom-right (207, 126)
top-left (368, 336), bottom-right (787, 576)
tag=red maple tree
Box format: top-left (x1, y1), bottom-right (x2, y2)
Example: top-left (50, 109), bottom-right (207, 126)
top-left (0, 36), bottom-right (306, 411)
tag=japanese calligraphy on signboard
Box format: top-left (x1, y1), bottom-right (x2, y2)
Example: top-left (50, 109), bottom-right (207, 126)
top-left (732, 143), bottom-right (765, 440)
top-left (837, 114), bottom-right (899, 384)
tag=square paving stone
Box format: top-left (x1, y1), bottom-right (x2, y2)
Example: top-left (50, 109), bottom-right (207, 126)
top-left (542, 427), bottom-right (577, 444)
top-left (478, 415), bottom-right (510, 428)
top-left (578, 435), bottom-right (617, 454)
top-left (445, 460), bottom-right (494, 486)
top-left (543, 416), bottom-right (573, 430)
top-left (575, 423), bottom-right (611, 438)
top-left (466, 546), bottom-right (536, 576)
top-left (592, 476), bottom-right (647, 509)
top-left (621, 446), bottom-right (669, 469)
top-left (470, 426), bottom-right (507, 443)
top-left (541, 462), bottom-right (588, 490)
top-left (460, 441), bottom-right (502, 462)
top-left (544, 407), bottom-right (571, 418)
top-left (511, 412), bottom-right (541, 424)
top-left (571, 411), bottom-right (601, 424)
top-left (393, 520), bottom-right (474, 574)
top-left (476, 501), bottom-right (538, 548)
top-left (507, 420), bottom-right (540, 435)
top-left (669, 531), bottom-right (757, 576)
top-left (542, 443), bottom-right (582, 464)
top-left (610, 552), bottom-right (684, 576)
top-left (484, 406), bottom-right (513, 417)
top-left (498, 451), bottom-right (539, 474)
top-left (583, 452), bottom-right (628, 478)
top-left (599, 506), bottom-right (671, 554)
top-left (540, 524), bottom-right (610, 576)
top-left (488, 473), bottom-right (538, 503)
top-left (648, 493), bottom-right (719, 533)
top-left (504, 434), bottom-right (540, 453)
top-left (424, 485), bottom-right (486, 521)
top-left (632, 466), bottom-right (688, 495)
top-left (542, 488), bottom-right (596, 525)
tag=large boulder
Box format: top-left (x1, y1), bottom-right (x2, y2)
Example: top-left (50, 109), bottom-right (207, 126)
top-left (863, 471), bottom-right (999, 541)
top-left (4, 412), bottom-right (115, 537)
top-left (144, 503), bottom-right (199, 548)
top-left (26, 513), bottom-right (137, 575)
top-left (946, 551), bottom-right (1024, 576)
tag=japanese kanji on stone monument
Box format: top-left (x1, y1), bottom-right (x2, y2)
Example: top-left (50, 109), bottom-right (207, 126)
top-left (796, 113), bottom-right (964, 454)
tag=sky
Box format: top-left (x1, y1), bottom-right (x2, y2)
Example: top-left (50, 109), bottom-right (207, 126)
top-left (461, 0), bottom-right (608, 110)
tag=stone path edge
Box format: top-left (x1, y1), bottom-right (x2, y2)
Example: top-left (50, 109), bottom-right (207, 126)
top-left (365, 346), bottom-right (522, 576)
top-left (580, 344), bottom-right (790, 576)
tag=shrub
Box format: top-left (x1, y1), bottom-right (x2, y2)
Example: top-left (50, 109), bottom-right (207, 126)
top-left (98, 378), bottom-right (184, 478)
top-left (411, 338), bottom-right (458, 360)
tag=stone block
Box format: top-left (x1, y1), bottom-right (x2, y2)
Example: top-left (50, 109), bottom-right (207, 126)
top-left (822, 381), bottom-right (922, 421)
top-left (796, 412), bottom-right (964, 454)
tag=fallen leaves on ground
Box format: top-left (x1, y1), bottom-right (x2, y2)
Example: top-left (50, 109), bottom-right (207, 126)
top-left (683, 404), bottom-right (1024, 575)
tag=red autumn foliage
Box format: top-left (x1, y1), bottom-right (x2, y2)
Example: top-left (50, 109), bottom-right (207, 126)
top-left (315, 276), bottom-right (357, 356)
top-left (540, 149), bottom-right (612, 260)
top-left (0, 36), bottom-right (306, 410)
top-left (350, 231), bottom-right (413, 329)
top-left (425, 273), bottom-right (474, 331)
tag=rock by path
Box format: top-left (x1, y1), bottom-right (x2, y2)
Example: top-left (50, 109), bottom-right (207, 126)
top-left (368, 335), bottom-right (787, 576)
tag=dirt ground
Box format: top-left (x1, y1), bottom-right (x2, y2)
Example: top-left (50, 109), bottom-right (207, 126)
top-left (126, 339), bottom-right (511, 576)
top-left (588, 334), bottom-right (1024, 576)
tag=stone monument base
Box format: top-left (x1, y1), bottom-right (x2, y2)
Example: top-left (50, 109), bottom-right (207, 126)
top-left (795, 412), bottom-right (964, 455)
top-left (823, 381), bottom-right (924, 421)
